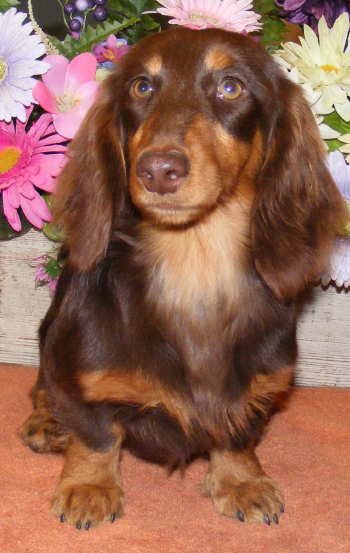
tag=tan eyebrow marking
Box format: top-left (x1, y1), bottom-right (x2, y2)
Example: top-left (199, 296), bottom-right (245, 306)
top-left (144, 54), bottom-right (163, 75)
top-left (205, 48), bottom-right (234, 71)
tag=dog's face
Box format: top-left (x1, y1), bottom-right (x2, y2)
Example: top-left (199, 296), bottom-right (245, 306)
top-left (55, 27), bottom-right (346, 299)
top-left (117, 29), bottom-right (276, 227)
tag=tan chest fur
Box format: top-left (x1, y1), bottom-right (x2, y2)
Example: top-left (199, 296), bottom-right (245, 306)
top-left (138, 198), bottom-right (252, 325)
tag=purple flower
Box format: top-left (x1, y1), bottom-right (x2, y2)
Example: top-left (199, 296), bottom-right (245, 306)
top-left (92, 35), bottom-right (131, 64)
top-left (275, 0), bottom-right (350, 30)
top-left (321, 151), bottom-right (350, 288)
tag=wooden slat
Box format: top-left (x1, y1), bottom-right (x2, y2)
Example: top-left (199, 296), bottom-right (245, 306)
top-left (296, 287), bottom-right (350, 387)
top-left (0, 230), bottom-right (51, 365)
top-left (1, 231), bottom-right (350, 386)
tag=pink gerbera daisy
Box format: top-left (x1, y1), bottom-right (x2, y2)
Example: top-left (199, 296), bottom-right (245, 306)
top-left (0, 107), bottom-right (66, 231)
top-left (147, 0), bottom-right (262, 33)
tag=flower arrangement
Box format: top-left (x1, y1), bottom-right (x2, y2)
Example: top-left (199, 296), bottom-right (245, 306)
top-left (1, 0), bottom-right (350, 290)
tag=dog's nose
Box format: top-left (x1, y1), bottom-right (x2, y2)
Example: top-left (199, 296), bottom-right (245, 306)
top-left (136, 151), bottom-right (189, 195)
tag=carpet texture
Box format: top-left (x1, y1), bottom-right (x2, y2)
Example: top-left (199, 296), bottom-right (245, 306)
top-left (1, 363), bottom-right (349, 553)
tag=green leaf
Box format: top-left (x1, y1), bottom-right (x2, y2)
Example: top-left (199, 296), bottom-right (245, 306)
top-left (44, 256), bottom-right (63, 279)
top-left (42, 222), bottom-right (65, 242)
top-left (133, 0), bottom-right (160, 12)
top-left (108, 0), bottom-right (160, 42)
top-left (0, 212), bottom-right (32, 241)
top-left (260, 15), bottom-right (287, 46)
top-left (323, 112), bottom-right (350, 153)
top-left (108, 0), bottom-right (158, 16)
top-left (123, 15), bottom-right (160, 42)
top-left (325, 138), bottom-right (343, 152)
top-left (108, 0), bottom-right (138, 16)
top-left (323, 112), bottom-right (350, 134)
top-left (253, 0), bottom-right (279, 15)
top-left (0, 0), bottom-right (20, 11)
top-left (0, 196), bottom-right (32, 240)
top-left (49, 17), bottom-right (139, 59)
top-left (41, 195), bottom-right (65, 242)
top-left (140, 14), bottom-right (160, 31)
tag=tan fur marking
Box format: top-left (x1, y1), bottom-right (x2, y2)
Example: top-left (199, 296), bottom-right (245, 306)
top-left (129, 113), bottom-right (262, 231)
top-left (139, 197), bottom-right (251, 321)
top-left (19, 408), bottom-right (71, 453)
top-left (129, 125), bottom-right (145, 153)
top-left (205, 448), bottom-right (284, 523)
top-left (79, 370), bottom-right (192, 433)
top-left (19, 388), bottom-right (72, 453)
top-left (128, 116), bottom-right (158, 158)
top-left (52, 432), bottom-right (124, 527)
top-left (230, 366), bottom-right (293, 434)
top-left (204, 366), bottom-right (292, 522)
top-left (205, 47), bottom-right (234, 71)
top-left (249, 366), bottom-right (293, 401)
top-left (144, 54), bottom-right (162, 75)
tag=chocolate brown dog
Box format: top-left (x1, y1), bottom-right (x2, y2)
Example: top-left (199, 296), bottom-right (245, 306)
top-left (20, 27), bottom-right (345, 529)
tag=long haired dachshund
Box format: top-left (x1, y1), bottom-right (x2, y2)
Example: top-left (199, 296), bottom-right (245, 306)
top-left (20, 27), bottom-right (346, 529)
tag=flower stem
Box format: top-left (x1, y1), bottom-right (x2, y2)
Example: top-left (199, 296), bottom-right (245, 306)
top-left (55, 0), bottom-right (70, 32)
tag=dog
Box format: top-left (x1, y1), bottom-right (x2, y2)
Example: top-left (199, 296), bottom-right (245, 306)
top-left (20, 27), bottom-right (346, 530)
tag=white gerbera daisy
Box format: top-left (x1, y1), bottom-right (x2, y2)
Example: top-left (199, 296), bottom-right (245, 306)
top-left (274, 13), bottom-right (350, 121)
top-left (0, 8), bottom-right (50, 123)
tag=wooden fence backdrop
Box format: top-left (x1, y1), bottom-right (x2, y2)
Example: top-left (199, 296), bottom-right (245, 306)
top-left (1, 230), bottom-right (350, 387)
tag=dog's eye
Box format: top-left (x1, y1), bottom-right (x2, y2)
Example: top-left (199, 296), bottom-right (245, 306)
top-left (131, 78), bottom-right (154, 99)
top-left (217, 78), bottom-right (242, 100)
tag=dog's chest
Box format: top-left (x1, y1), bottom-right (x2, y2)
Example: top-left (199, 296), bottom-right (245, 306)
top-left (143, 217), bottom-right (247, 315)
top-left (138, 205), bottom-right (251, 379)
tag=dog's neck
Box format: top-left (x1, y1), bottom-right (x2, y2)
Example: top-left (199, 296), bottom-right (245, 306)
top-left (137, 197), bottom-right (252, 323)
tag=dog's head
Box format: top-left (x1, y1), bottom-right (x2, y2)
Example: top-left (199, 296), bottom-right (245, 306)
top-left (55, 28), bottom-right (346, 299)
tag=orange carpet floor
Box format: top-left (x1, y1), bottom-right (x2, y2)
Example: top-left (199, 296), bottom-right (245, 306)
top-left (1, 363), bottom-right (349, 553)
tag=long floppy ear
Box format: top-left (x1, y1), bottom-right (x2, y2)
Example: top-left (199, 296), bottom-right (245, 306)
top-left (252, 78), bottom-right (347, 300)
top-left (53, 76), bottom-right (128, 271)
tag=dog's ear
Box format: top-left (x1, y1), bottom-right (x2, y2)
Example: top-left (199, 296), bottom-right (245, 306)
top-left (53, 77), bottom-right (127, 271)
top-left (251, 78), bottom-right (347, 300)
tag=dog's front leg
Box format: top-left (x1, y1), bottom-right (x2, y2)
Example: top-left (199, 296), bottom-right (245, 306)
top-left (204, 448), bottom-right (284, 525)
top-left (52, 428), bottom-right (124, 529)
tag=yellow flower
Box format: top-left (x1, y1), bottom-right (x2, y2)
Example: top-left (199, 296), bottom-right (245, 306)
top-left (275, 13), bottom-right (350, 121)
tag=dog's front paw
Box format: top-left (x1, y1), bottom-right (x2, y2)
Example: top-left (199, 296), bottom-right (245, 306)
top-left (207, 475), bottom-right (284, 525)
top-left (52, 482), bottom-right (124, 529)
top-left (19, 410), bottom-right (71, 453)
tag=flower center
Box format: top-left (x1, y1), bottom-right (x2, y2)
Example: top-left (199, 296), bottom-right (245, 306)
top-left (104, 49), bottom-right (116, 61)
top-left (339, 202), bottom-right (350, 237)
top-left (320, 64), bottom-right (340, 73)
top-left (0, 146), bottom-right (21, 174)
top-left (190, 12), bottom-right (219, 24)
top-left (0, 57), bottom-right (8, 81)
top-left (56, 92), bottom-right (79, 112)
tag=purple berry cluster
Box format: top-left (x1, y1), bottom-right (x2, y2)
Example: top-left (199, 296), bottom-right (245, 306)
top-left (64, 0), bottom-right (108, 32)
